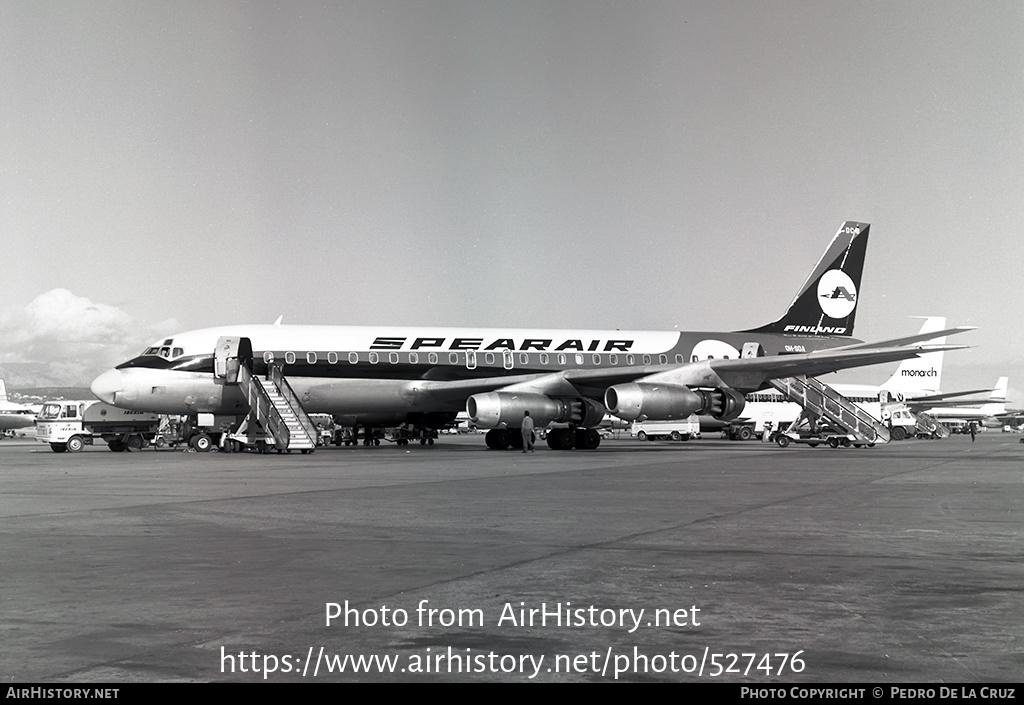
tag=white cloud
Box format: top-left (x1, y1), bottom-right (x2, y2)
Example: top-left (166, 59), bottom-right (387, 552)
top-left (0, 289), bottom-right (178, 384)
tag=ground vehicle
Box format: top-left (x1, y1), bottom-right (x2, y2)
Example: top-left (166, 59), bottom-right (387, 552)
top-left (881, 404), bottom-right (918, 441)
top-left (772, 429), bottom-right (868, 449)
top-left (308, 413), bottom-right (336, 446)
top-left (36, 401), bottom-right (161, 452)
top-left (630, 416), bottom-right (701, 441)
top-left (385, 424), bottom-right (439, 446)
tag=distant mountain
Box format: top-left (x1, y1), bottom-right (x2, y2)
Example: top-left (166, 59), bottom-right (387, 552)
top-left (0, 362), bottom-right (98, 389)
top-left (13, 387), bottom-right (94, 402)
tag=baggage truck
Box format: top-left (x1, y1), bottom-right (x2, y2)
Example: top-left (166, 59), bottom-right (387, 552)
top-left (36, 400), bottom-right (161, 452)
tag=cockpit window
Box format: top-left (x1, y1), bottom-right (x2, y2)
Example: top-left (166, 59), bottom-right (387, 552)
top-left (141, 340), bottom-right (185, 360)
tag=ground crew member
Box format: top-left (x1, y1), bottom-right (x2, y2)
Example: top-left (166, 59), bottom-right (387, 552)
top-left (521, 411), bottom-right (535, 453)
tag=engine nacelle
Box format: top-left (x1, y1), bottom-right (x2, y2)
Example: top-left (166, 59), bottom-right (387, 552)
top-left (468, 392), bottom-right (563, 428)
top-left (604, 383), bottom-right (704, 422)
top-left (468, 392), bottom-right (607, 429)
top-left (605, 383), bottom-right (747, 422)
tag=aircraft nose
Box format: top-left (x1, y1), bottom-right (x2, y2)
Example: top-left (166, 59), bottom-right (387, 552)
top-left (91, 369), bottom-right (123, 405)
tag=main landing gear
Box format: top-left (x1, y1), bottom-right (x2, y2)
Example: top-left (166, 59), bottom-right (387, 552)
top-left (484, 427), bottom-right (601, 450)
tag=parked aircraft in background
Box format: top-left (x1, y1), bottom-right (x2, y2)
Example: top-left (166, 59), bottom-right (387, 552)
top-left (91, 221), bottom-right (971, 451)
top-left (909, 377), bottom-right (1009, 429)
top-left (0, 380), bottom-right (39, 435)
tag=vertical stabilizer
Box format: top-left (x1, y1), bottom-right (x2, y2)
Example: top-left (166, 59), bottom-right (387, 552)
top-left (0, 380), bottom-right (7, 403)
top-left (881, 317), bottom-right (946, 393)
top-left (743, 221), bottom-right (869, 337)
top-left (980, 377), bottom-right (1009, 417)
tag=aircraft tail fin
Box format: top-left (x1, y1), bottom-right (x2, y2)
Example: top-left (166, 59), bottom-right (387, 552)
top-left (743, 221), bottom-right (869, 337)
top-left (881, 317), bottom-right (946, 392)
top-left (990, 376), bottom-right (1009, 401)
top-left (0, 380), bottom-right (7, 403)
top-left (980, 377), bottom-right (1009, 416)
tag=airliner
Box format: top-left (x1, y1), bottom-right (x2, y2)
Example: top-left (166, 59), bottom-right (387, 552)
top-left (0, 380), bottom-right (39, 435)
top-left (911, 376), bottom-right (1009, 427)
top-left (90, 221), bottom-right (971, 450)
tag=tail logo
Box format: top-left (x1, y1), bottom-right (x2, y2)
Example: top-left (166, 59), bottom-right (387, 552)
top-left (816, 269), bottom-right (858, 319)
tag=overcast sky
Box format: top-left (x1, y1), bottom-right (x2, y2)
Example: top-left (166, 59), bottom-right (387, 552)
top-left (2, 1), bottom-right (1021, 399)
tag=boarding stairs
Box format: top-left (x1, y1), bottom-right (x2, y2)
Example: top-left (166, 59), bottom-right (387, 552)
top-left (232, 364), bottom-right (317, 453)
top-left (913, 411), bottom-right (950, 439)
top-left (769, 375), bottom-right (891, 445)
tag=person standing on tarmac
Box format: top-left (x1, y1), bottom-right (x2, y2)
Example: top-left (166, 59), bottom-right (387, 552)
top-left (969, 421), bottom-right (976, 442)
top-left (521, 411), bottom-right (535, 453)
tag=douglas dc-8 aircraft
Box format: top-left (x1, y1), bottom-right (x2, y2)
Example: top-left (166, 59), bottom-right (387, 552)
top-left (91, 221), bottom-right (971, 451)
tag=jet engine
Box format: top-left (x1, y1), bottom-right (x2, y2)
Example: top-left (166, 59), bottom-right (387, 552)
top-left (467, 392), bottom-right (605, 429)
top-left (604, 383), bottom-right (746, 422)
top-left (700, 387), bottom-right (746, 421)
top-left (604, 383), bottom-right (703, 422)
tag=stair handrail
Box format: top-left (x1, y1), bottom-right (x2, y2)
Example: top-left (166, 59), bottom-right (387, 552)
top-left (237, 363), bottom-right (291, 448)
top-left (269, 363), bottom-right (318, 445)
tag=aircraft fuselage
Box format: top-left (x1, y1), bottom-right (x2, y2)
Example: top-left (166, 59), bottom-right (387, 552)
top-left (92, 324), bottom-right (857, 423)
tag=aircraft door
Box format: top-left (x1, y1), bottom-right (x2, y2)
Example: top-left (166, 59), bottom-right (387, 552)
top-left (214, 336), bottom-right (254, 383)
top-left (741, 342), bottom-right (765, 358)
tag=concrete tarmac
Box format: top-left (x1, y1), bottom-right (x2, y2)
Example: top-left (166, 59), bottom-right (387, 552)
top-left (1, 432), bottom-right (1021, 682)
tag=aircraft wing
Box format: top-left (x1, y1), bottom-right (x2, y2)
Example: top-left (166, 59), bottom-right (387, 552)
top-left (830, 326), bottom-right (975, 350)
top-left (641, 343), bottom-right (971, 393)
top-left (908, 389), bottom-right (994, 403)
top-left (905, 397), bottom-right (1000, 410)
top-left (408, 342), bottom-right (970, 402)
